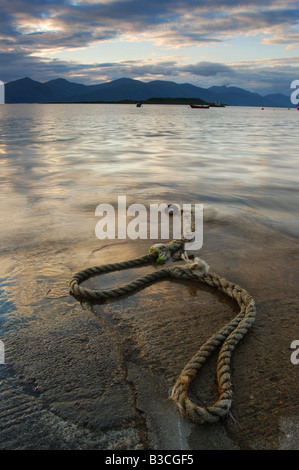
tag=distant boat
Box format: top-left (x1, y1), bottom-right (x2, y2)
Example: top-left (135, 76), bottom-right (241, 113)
top-left (209, 102), bottom-right (225, 107)
top-left (190, 104), bottom-right (210, 109)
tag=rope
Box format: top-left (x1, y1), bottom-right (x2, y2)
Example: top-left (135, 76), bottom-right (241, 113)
top-left (69, 238), bottom-right (256, 425)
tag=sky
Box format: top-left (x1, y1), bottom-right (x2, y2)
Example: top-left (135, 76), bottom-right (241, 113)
top-left (1, 0), bottom-right (299, 95)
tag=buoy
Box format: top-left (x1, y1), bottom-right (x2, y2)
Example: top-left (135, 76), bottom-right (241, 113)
top-left (261, 108), bottom-right (264, 110)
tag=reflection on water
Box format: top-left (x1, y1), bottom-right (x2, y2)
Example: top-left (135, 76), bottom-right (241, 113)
top-left (0, 104), bottom-right (298, 242)
top-left (0, 103), bottom-right (298, 449)
top-left (0, 102), bottom-right (298, 327)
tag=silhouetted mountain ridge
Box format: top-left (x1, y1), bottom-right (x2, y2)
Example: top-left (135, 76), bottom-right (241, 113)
top-left (4, 77), bottom-right (293, 107)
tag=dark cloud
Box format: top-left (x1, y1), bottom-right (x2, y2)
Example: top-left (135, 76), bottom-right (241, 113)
top-left (2, 0), bottom-right (298, 50)
top-left (0, 0), bottom-right (298, 94)
top-left (181, 62), bottom-right (236, 77)
top-left (2, 51), bottom-right (298, 97)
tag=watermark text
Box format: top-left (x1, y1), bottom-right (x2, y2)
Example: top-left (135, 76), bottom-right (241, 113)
top-left (0, 81), bottom-right (4, 104)
top-left (0, 340), bottom-right (4, 364)
top-left (290, 340), bottom-right (299, 365)
top-left (290, 80), bottom-right (299, 105)
top-left (95, 196), bottom-right (203, 250)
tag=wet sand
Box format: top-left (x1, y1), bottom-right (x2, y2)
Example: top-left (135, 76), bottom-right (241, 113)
top-left (1, 210), bottom-right (298, 450)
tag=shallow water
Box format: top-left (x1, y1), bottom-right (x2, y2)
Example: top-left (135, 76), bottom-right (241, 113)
top-left (0, 103), bottom-right (298, 449)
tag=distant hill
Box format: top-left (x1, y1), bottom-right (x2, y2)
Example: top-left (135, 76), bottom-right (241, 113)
top-left (5, 77), bottom-right (59, 103)
top-left (4, 77), bottom-right (294, 107)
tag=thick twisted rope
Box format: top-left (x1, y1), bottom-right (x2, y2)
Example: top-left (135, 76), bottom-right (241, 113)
top-left (69, 239), bottom-right (256, 424)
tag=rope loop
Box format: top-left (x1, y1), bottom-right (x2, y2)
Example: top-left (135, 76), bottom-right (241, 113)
top-left (69, 238), bottom-right (256, 424)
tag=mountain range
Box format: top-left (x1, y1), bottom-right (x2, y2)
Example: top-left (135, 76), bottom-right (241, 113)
top-left (4, 77), bottom-right (294, 107)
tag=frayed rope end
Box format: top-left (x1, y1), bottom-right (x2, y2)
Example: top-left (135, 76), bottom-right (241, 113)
top-left (181, 252), bottom-right (209, 276)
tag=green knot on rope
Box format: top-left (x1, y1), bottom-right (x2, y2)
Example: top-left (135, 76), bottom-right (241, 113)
top-left (149, 242), bottom-right (176, 264)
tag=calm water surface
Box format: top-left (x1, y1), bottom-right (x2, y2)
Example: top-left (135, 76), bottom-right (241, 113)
top-left (1, 103), bottom-right (298, 238)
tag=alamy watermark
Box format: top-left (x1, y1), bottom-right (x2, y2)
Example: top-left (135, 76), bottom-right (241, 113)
top-left (290, 340), bottom-right (299, 365)
top-left (95, 196), bottom-right (203, 251)
top-left (290, 80), bottom-right (299, 105)
top-left (0, 81), bottom-right (4, 104)
top-left (0, 340), bottom-right (4, 364)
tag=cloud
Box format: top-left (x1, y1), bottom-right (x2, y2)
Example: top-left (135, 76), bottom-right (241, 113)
top-left (2, 0), bottom-right (299, 52)
top-left (181, 62), bottom-right (236, 77)
top-left (0, 0), bottom-right (299, 94)
top-left (3, 51), bottom-right (298, 97)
